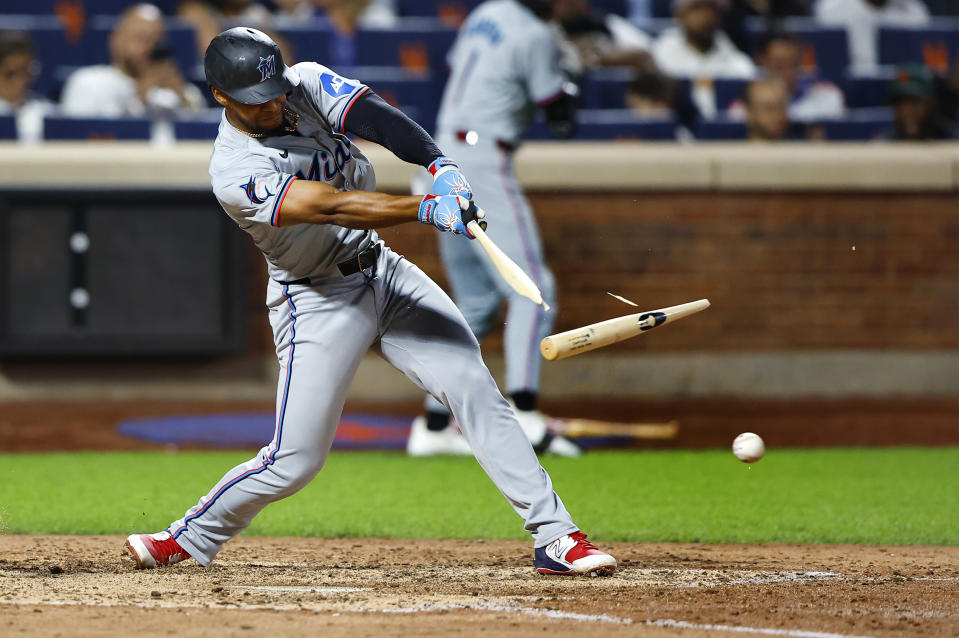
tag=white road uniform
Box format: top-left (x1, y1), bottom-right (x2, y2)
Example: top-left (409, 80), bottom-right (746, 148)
top-left (166, 61), bottom-right (578, 565)
top-left (425, 0), bottom-right (565, 413)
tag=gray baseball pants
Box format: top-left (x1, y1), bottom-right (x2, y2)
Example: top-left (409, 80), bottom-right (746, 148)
top-left (167, 244), bottom-right (576, 565)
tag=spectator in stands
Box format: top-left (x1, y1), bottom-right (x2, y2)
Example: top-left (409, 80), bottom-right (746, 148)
top-left (625, 70), bottom-right (678, 117)
top-left (721, 0), bottom-right (811, 54)
top-left (652, 0), bottom-right (756, 117)
top-left (813, 0), bottom-right (930, 75)
top-left (743, 77), bottom-right (793, 140)
top-left (271, 0), bottom-right (315, 22)
top-left (728, 30), bottom-right (844, 134)
top-left (652, 0), bottom-right (757, 80)
top-left (271, 0), bottom-right (397, 27)
top-left (179, 0), bottom-right (274, 55)
top-left (314, 0), bottom-right (398, 28)
top-left (0, 31), bottom-right (53, 143)
top-left (886, 64), bottom-right (955, 140)
top-left (295, 0), bottom-right (397, 68)
top-left (625, 67), bottom-right (701, 138)
top-left (553, 0), bottom-right (654, 70)
top-left (61, 4), bottom-right (206, 117)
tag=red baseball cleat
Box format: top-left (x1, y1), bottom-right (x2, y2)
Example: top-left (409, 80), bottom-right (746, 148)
top-left (534, 531), bottom-right (617, 576)
top-left (125, 532), bottom-right (192, 569)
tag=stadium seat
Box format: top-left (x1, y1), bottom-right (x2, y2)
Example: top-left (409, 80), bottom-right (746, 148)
top-left (174, 117), bottom-right (220, 141)
top-left (842, 74), bottom-right (895, 108)
top-left (591, 0), bottom-right (629, 16)
top-left (395, 0), bottom-right (482, 25)
top-left (822, 108), bottom-right (893, 141)
top-left (650, 0), bottom-right (673, 18)
top-left (878, 21), bottom-right (959, 72)
top-left (580, 69), bottom-right (632, 109)
top-left (0, 115), bottom-right (17, 141)
top-left (744, 19), bottom-right (850, 82)
top-left (278, 26), bottom-right (334, 67)
top-left (43, 115), bottom-right (152, 140)
top-left (694, 119), bottom-right (747, 140)
top-left (354, 21), bottom-right (457, 73)
top-left (527, 110), bottom-right (677, 140)
top-left (2, 0), bottom-right (180, 14)
top-left (713, 78), bottom-right (750, 110)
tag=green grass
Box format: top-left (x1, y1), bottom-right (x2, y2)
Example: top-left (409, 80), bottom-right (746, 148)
top-left (1, 448), bottom-right (957, 545)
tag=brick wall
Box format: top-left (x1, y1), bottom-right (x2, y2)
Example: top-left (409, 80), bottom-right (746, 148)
top-left (249, 191), bottom-right (959, 354)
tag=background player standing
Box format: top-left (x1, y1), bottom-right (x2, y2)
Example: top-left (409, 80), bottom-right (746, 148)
top-left (407, 0), bottom-right (583, 457)
top-left (123, 27), bottom-right (616, 577)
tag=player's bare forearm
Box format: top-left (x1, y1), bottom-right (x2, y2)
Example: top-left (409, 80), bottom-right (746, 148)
top-left (277, 179), bottom-right (421, 228)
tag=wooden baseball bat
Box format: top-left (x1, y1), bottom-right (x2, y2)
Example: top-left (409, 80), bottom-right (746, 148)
top-left (466, 219), bottom-right (550, 310)
top-left (555, 419), bottom-right (679, 440)
top-left (540, 299), bottom-right (710, 361)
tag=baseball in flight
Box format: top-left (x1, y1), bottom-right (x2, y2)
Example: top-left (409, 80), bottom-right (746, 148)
top-left (732, 432), bottom-right (765, 463)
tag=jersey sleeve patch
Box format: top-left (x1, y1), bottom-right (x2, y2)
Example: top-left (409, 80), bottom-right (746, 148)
top-left (213, 164), bottom-right (295, 228)
top-left (320, 72), bottom-right (357, 98)
top-left (241, 175), bottom-right (275, 205)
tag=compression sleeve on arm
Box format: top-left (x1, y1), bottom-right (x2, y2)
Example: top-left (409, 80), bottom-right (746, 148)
top-left (343, 91), bottom-right (444, 167)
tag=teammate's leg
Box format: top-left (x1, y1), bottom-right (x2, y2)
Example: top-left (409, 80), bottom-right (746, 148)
top-left (447, 142), bottom-right (576, 455)
top-left (151, 282), bottom-right (378, 566)
top-left (413, 229), bottom-right (501, 447)
top-left (376, 249), bottom-right (577, 546)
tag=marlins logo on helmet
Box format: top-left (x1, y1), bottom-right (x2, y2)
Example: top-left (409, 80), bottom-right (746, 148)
top-left (257, 55), bottom-right (276, 82)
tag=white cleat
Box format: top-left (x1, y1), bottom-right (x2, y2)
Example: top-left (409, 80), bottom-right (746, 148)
top-left (535, 532), bottom-right (617, 576)
top-left (406, 415), bottom-right (473, 456)
top-left (124, 531), bottom-right (191, 569)
top-left (511, 403), bottom-right (582, 457)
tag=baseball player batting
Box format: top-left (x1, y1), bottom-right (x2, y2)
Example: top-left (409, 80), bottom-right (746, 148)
top-left (407, 0), bottom-right (582, 458)
top-left (123, 28), bottom-right (616, 577)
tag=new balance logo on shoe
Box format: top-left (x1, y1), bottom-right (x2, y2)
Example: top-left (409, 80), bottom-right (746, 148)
top-left (534, 531), bottom-right (616, 576)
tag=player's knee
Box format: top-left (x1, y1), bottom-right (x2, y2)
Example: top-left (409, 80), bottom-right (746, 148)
top-left (270, 454), bottom-right (326, 492)
top-left (537, 269), bottom-right (557, 306)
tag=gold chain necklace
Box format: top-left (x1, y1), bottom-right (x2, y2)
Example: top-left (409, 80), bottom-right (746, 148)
top-left (243, 107), bottom-right (300, 138)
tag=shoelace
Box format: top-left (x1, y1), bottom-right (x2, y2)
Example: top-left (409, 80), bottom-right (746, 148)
top-left (570, 531), bottom-right (598, 551)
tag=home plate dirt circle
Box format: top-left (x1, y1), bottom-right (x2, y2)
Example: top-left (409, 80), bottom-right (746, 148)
top-left (1, 536), bottom-right (957, 637)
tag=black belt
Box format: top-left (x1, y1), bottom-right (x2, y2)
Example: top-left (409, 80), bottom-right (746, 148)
top-left (277, 244), bottom-right (381, 286)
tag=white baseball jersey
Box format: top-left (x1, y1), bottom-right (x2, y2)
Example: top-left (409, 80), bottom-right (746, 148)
top-left (436, 0), bottom-right (567, 146)
top-left (210, 62), bottom-right (378, 283)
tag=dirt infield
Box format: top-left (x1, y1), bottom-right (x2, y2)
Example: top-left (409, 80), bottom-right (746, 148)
top-left (1, 536), bottom-right (957, 637)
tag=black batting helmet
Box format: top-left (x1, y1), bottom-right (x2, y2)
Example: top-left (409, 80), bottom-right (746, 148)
top-left (204, 27), bottom-right (300, 105)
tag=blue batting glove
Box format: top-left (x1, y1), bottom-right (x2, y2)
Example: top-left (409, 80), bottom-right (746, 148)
top-left (428, 156), bottom-right (473, 199)
top-left (418, 195), bottom-right (486, 239)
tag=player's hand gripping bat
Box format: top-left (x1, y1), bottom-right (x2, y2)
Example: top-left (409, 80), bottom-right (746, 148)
top-left (466, 218), bottom-right (549, 310)
top-left (540, 299), bottom-right (710, 361)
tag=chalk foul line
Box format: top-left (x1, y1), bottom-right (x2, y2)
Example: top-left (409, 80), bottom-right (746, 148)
top-left (375, 603), bottom-right (878, 637)
top-left (645, 619), bottom-right (875, 638)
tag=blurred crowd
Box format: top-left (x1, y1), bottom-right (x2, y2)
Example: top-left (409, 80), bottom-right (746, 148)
top-left (0, 0), bottom-right (957, 143)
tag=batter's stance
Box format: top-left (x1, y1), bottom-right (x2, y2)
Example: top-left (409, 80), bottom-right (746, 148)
top-left (124, 28), bottom-right (615, 576)
top-left (407, 0), bottom-right (582, 458)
